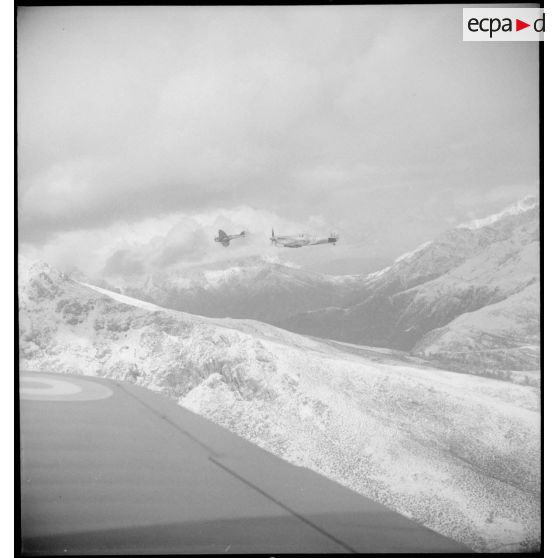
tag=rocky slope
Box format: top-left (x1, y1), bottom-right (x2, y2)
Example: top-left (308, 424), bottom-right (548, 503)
top-left (414, 283), bottom-right (540, 383)
top-left (279, 198), bottom-right (540, 375)
top-left (19, 256), bottom-right (540, 552)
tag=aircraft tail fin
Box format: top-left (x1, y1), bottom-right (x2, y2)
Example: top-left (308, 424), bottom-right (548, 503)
top-left (240, 231), bottom-right (246, 236)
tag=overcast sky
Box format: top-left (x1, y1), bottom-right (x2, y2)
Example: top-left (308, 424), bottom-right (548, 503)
top-left (18, 5), bottom-right (539, 276)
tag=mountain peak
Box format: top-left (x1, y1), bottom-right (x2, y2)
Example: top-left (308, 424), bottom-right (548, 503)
top-left (18, 255), bottom-right (66, 286)
top-left (457, 195), bottom-right (538, 231)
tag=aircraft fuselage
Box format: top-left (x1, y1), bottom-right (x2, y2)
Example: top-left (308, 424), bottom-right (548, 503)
top-left (271, 232), bottom-right (338, 248)
top-left (215, 230), bottom-right (246, 247)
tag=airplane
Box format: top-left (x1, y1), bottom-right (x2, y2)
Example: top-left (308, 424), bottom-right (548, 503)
top-left (270, 229), bottom-right (339, 248)
top-left (214, 229), bottom-right (246, 247)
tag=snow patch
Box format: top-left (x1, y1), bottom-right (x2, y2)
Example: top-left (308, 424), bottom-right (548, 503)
top-left (77, 281), bottom-right (165, 312)
top-left (394, 241), bottom-right (433, 264)
top-left (458, 196), bottom-right (538, 230)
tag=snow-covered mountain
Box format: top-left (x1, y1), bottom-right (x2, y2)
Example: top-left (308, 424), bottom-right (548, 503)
top-left (92, 255), bottom-right (367, 325)
top-left (84, 198), bottom-right (539, 379)
top-left (19, 256), bottom-right (540, 552)
top-left (414, 283), bottom-right (540, 382)
top-left (279, 198), bottom-right (540, 376)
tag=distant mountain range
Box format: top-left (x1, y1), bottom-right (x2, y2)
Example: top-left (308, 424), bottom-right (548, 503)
top-left (122, 256), bottom-right (366, 324)
top-left (81, 197), bottom-right (539, 379)
top-left (280, 197), bottom-right (540, 376)
top-left (18, 255), bottom-right (540, 552)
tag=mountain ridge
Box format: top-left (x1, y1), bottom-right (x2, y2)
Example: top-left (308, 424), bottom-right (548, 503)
top-left (278, 201), bottom-right (539, 375)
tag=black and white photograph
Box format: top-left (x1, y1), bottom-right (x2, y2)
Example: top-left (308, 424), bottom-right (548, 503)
top-left (17, 4), bottom-right (542, 555)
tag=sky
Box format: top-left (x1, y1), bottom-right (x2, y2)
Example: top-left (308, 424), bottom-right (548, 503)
top-left (17, 5), bottom-right (539, 276)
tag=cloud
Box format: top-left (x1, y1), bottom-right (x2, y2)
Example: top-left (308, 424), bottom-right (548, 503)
top-left (18, 6), bottom-right (539, 273)
top-left (103, 250), bottom-right (145, 276)
top-left (19, 205), bottom-right (323, 277)
top-left (106, 207), bottom-right (318, 275)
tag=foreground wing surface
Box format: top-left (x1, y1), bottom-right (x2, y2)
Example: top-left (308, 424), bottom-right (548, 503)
top-left (20, 372), bottom-right (470, 555)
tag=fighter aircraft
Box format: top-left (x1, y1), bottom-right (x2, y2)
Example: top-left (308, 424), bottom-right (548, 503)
top-left (214, 229), bottom-right (246, 247)
top-left (270, 229), bottom-right (339, 248)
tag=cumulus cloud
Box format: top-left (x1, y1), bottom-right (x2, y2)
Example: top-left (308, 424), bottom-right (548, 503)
top-left (25, 205), bottom-right (323, 277)
top-left (103, 250), bottom-right (146, 276)
top-left (100, 207), bottom-right (326, 276)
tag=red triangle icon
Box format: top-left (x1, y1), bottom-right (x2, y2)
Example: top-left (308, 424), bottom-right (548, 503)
top-left (516, 19), bottom-right (530, 31)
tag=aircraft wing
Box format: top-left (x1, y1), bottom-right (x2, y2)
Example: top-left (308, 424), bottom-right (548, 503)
top-left (221, 239), bottom-right (230, 247)
top-left (20, 372), bottom-right (469, 555)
